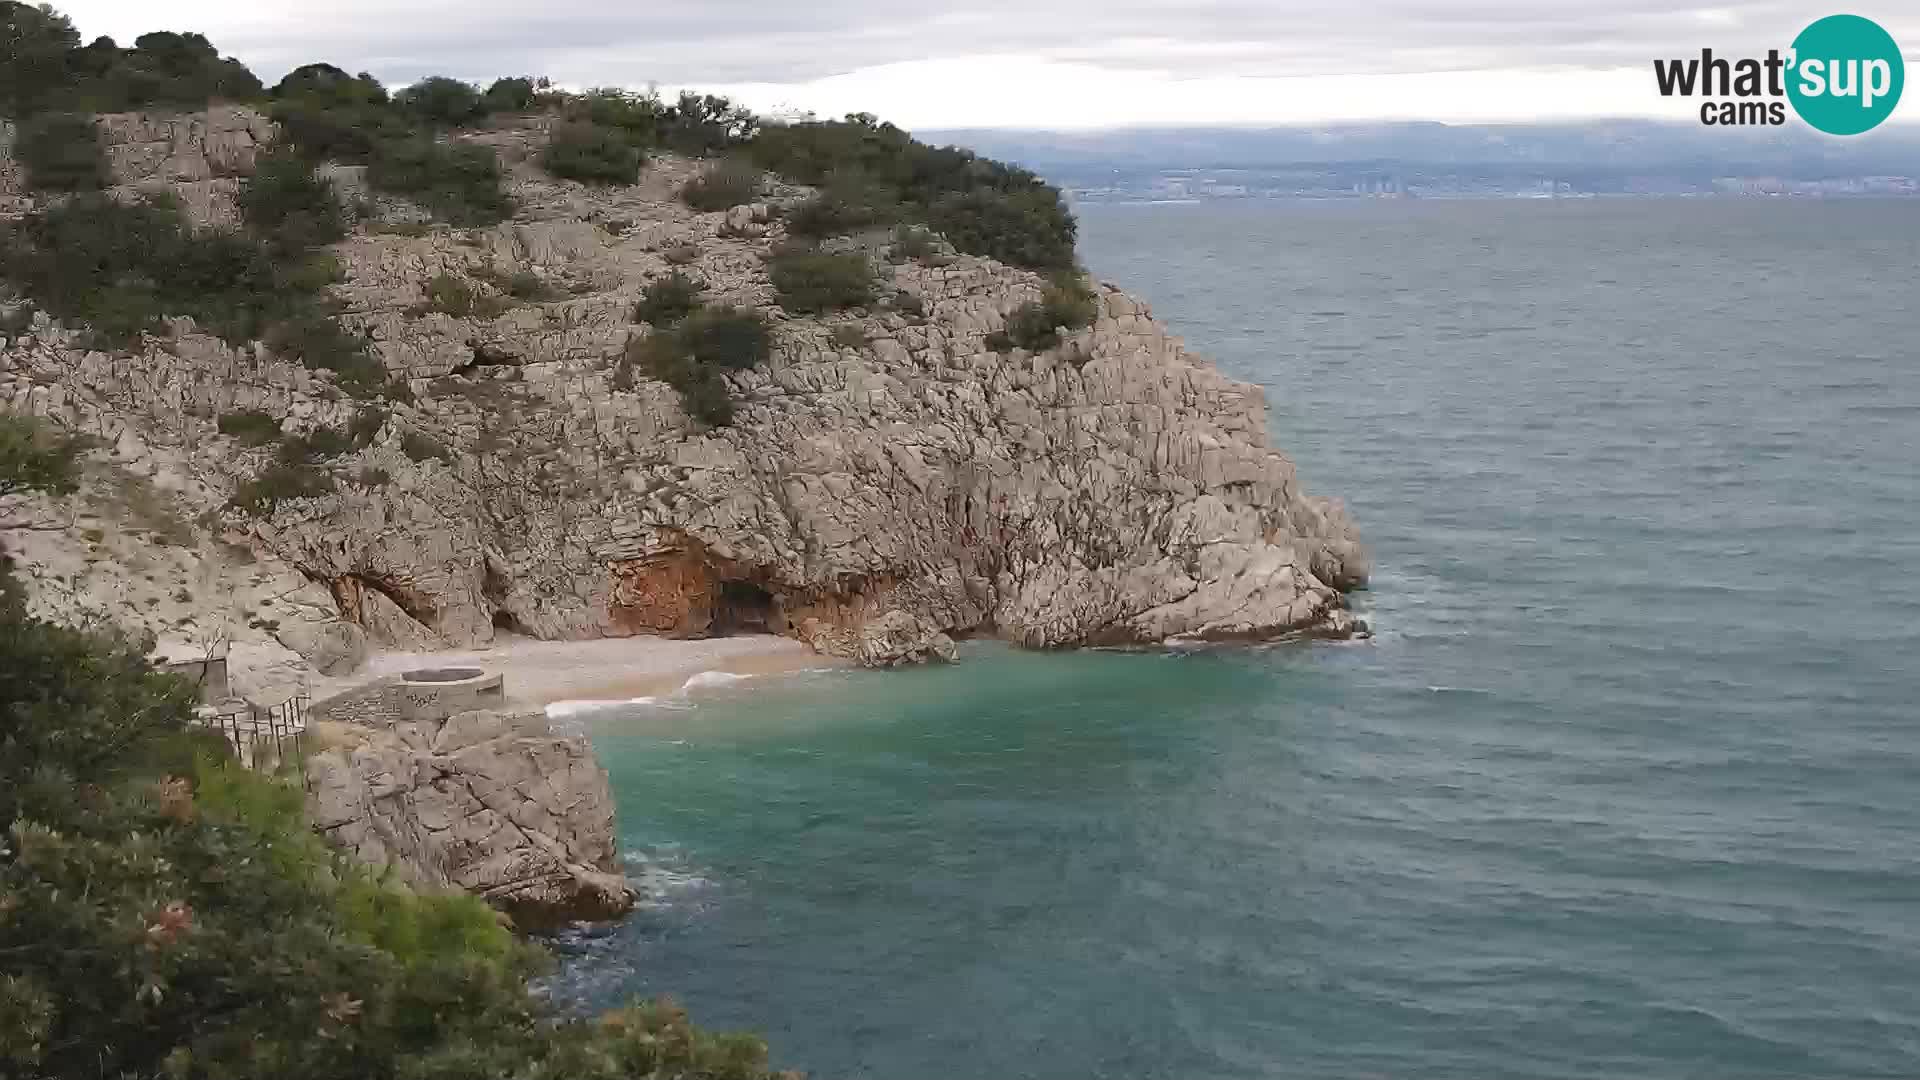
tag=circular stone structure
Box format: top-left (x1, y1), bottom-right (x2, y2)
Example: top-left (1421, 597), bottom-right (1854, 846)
top-left (396, 667), bottom-right (506, 714)
top-left (402, 667), bottom-right (487, 683)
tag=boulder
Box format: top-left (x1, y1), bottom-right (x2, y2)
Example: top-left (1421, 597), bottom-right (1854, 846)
top-left (305, 689), bottom-right (638, 929)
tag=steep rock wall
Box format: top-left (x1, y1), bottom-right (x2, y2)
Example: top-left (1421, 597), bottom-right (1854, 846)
top-left (0, 110), bottom-right (1368, 669)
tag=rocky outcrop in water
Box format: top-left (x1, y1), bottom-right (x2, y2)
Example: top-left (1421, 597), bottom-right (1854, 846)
top-left (305, 679), bottom-right (637, 928)
top-left (0, 109), bottom-right (1368, 673)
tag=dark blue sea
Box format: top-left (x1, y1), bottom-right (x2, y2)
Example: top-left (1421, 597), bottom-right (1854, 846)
top-left (557, 198), bottom-right (1920, 1079)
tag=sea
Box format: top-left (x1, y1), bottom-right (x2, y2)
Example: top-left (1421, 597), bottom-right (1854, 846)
top-left (548, 198), bottom-right (1920, 1079)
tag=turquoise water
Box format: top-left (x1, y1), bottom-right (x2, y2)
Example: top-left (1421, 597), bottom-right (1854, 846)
top-left (557, 199), bottom-right (1920, 1078)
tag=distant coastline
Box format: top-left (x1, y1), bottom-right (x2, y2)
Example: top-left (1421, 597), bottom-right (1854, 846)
top-left (1067, 184), bottom-right (1920, 203)
top-left (925, 119), bottom-right (1920, 203)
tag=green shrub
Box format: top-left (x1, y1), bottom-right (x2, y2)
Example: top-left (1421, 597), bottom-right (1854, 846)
top-left (502, 269), bottom-right (557, 301)
top-left (229, 462), bottom-right (334, 512)
top-left (2, 16), bottom-right (262, 116)
top-left (215, 410), bottom-right (281, 446)
top-left (238, 146), bottom-right (346, 254)
top-left (413, 272), bottom-right (510, 319)
top-left (17, 112), bottom-right (108, 192)
top-left (394, 75), bottom-right (482, 127)
top-left (619, 303), bottom-right (771, 424)
top-left (366, 138), bottom-right (510, 225)
top-left (269, 97), bottom-right (409, 163)
top-left (276, 425), bottom-right (352, 465)
top-left (263, 310), bottom-right (388, 394)
top-left (830, 323), bottom-right (869, 350)
top-left (750, 115), bottom-right (1076, 269)
top-left (480, 76), bottom-right (538, 114)
top-left (633, 271), bottom-right (703, 326)
top-left (677, 305), bottom-right (772, 370)
top-left (929, 188), bottom-right (1078, 273)
top-left (1, 170), bottom-right (389, 395)
top-left (0, 413), bottom-right (83, 505)
top-left (661, 91), bottom-right (758, 154)
top-left (1, 194), bottom-right (283, 347)
top-left (271, 62), bottom-right (387, 106)
top-left (783, 172), bottom-right (902, 239)
top-left (889, 224), bottom-right (940, 262)
top-left (564, 89), bottom-right (755, 155)
top-left (1000, 275), bottom-right (1099, 352)
top-left (541, 122), bottom-right (643, 185)
top-left (626, 335), bottom-right (734, 426)
top-left (400, 430), bottom-right (450, 464)
top-left (680, 159), bottom-right (762, 212)
top-left (348, 405), bottom-right (386, 445)
top-left (768, 245), bottom-right (874, 313)
top-left (0, 2), bottom-right (80, 116)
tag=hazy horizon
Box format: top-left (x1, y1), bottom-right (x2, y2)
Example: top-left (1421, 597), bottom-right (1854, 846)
top-left (47, 0), bottom-right (1920, 129)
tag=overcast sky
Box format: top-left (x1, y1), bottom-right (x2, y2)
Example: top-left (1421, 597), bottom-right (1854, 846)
top-left (53, 0), bottom-right (1920, 128)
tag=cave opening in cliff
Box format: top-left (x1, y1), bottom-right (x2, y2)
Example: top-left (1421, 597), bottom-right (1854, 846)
top-left (712, 580), bottom-right (776, 636)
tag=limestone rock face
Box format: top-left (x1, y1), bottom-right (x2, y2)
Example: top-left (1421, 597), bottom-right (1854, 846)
top-left (1, 110), bottom-right (1369, 672)
top-left (306, 688), bottom-right (637, 928)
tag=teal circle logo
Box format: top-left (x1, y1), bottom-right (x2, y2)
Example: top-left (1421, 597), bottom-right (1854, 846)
top-left (1787, 14), bottom-right (1904, 135)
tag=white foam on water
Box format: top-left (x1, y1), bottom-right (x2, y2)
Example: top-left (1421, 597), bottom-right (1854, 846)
top-left (678, 669), bottom-right (752, 692)
top-left (544, 694), bottom-right (662, 719)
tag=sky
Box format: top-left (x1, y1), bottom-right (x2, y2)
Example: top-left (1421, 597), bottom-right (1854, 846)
top-left (52, 0), bottom-right (1920, 129)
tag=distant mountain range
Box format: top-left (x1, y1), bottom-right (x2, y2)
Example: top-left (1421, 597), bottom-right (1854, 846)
top-left (920, 121), bottom-right (1920, 199)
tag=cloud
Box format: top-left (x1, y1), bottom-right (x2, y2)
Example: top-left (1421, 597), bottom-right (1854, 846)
top-left (49, 0), bottom-right (1920, 127)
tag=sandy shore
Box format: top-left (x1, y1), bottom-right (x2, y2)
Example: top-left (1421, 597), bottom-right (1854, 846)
top-left (313, 633), bottom-right (844, 709)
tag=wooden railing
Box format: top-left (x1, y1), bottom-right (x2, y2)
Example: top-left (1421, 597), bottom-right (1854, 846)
top-left (197, 693), bottom-right (310, 771)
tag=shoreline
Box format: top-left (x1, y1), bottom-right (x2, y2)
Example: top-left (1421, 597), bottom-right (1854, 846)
top-left (313, 632), bottom-right (847, 712)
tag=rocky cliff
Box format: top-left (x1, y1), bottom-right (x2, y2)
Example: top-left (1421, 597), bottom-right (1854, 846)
top-left (305, 679), bottom-right (637, 929)
top-left (0, 109), bottom-right (1367, 677)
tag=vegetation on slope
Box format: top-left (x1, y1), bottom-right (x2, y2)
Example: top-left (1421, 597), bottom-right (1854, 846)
top-left (3, 1), bottom-right (1084, 425)
top-left (989, 275), bottom-right (1100, 353)
top-left (768, 245), bottom-right (877, 314)
top-left (15, 110), bottom-right (108, 192)
top-left (0, 415), bottom-right (797, 1078)
top-left (617, 302), bottom-right (773, 426)
top-left (0, 166), bottom-right (390, 394)
top-left (750, 114), bottom-right (1078, 270)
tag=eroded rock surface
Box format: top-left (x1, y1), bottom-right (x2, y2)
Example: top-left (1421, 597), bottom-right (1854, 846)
top-left (306, 682), bottom-right (637, 928)
top-left (1, 109), bottom-right (1368, 672)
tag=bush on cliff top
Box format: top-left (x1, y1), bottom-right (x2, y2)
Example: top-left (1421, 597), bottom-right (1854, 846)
top-left (750, 113), bottom-right (1077, 270)
top-left (563, 88), bottom-right (757, 156)
top-left (266, 65), bottom-right (512, 226)
top-left (1, 403), bottom-right (792, 1080)
top-left (782, 173), bottom-right (899, 239)
top-left (0, 4), bottom-right (261, 116)
top-left (542, 121), bottom-right (644, 185)
top-left (394, 74), bottom-right (484, 128)
top-left (681, 157), bottom-right (763, 212)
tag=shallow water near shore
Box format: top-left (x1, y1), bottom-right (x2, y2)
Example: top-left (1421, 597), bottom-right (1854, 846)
top-left (554, 198), bottom-right (1920, 1079)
